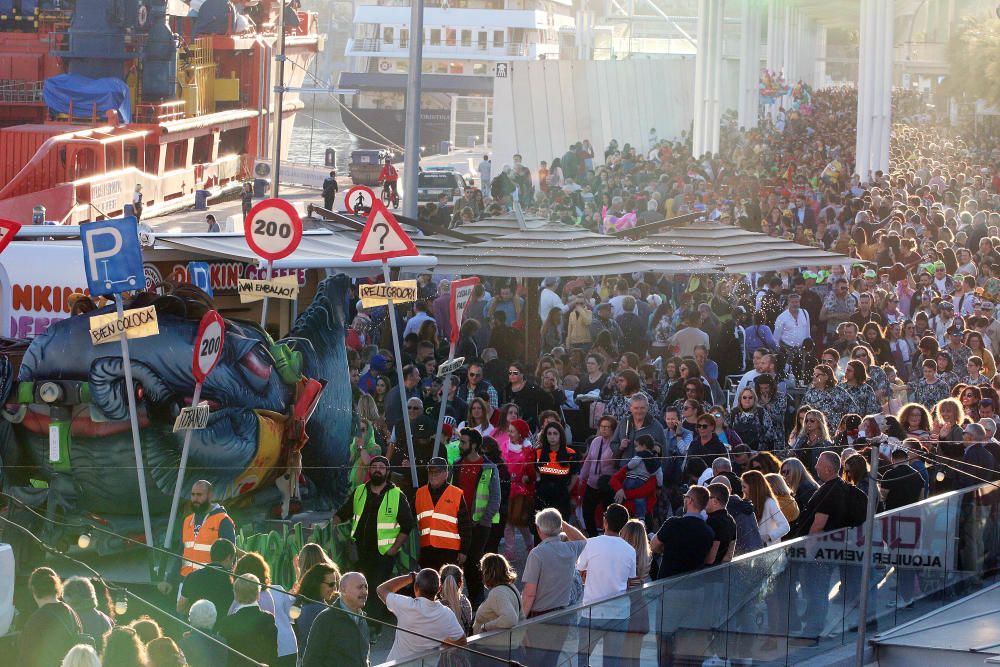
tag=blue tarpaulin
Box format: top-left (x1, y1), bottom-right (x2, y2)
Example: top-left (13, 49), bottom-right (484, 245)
top-left (42, 74), bottom-right (132, 123)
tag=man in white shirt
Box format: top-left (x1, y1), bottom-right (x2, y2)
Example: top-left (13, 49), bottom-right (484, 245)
top-left (576, 504), bottom-right (636, 666)
top-left (731, 349), bottom-right (770, 408)
top-left (378, 568), bottom-right (466, 663)
top-left (403, 301), bottom-right (435, 338)
top-left (773, 293), bottom-right (810, 348)
top-left (539, 276), bottom-right (571, 322)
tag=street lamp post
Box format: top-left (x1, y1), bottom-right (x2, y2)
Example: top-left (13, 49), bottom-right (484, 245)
top-left (402, 0), bottom-right (425, 219)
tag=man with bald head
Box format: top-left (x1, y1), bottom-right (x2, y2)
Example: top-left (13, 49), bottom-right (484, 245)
top-left (303, 572), bottom-right (371, 666)
top-left (180, 480), bottom-right (236, 579)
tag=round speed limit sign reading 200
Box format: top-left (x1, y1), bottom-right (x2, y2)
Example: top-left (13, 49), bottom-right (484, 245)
top-left (193, 310), bottom-right (225, 384)
top-left (245, 198), bottom-right (303, 261)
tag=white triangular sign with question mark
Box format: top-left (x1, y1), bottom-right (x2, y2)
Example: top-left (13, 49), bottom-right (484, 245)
top-left (351, 199), bottom-right (419, 263)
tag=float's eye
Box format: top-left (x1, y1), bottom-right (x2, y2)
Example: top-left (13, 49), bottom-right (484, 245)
top-left (39, 382), bottom-right (63, 403)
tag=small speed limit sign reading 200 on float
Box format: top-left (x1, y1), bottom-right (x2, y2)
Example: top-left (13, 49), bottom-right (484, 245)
top-left (193, 310), bottom-right (225, 384)
top-left (244, 198), bottom-right (304, 262)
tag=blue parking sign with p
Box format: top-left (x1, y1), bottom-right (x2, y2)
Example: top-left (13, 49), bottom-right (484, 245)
top-left (187, 261), bottom-right (213, 297)
top-left (80, 217), bottom-right (144, 297)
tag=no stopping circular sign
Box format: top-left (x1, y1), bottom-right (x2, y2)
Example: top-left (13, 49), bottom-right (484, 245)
top-left (193, 310), bottom-right (225, 384)
top-left (245, 198), bottom-right (303, 261)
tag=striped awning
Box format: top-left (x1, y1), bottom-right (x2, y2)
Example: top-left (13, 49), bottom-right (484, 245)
top-left (415, 222), bottom-right (720, 277)
top-left (645, 221), bottom-right (850, 273)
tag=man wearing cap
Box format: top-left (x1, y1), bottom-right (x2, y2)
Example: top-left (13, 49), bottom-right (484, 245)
top-left (590, 301), bottom-right (623, 350)
top-left (415, 457), bottom-right (472, 571)
top-left (454, 428), bottom-right (501, 608)
top-left (333, 456), bottom-right (414, 638)
top-left (945, 325), bottom-right (973, 375)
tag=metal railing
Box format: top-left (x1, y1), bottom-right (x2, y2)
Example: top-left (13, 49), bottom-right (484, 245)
top-left (0, 79), bottom-right (44, 103)
top-left (384, 480), bottom-right (1000, 666)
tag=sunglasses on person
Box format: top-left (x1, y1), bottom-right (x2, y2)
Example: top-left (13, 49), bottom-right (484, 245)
top-left (508, 370), bottom-right (521, 376)
top-left (697, 423), bottom-right (712, 429)
top-left (468, 371), bottom-right (481, 378)
top-left (408, 405), bottom-right (421, 411)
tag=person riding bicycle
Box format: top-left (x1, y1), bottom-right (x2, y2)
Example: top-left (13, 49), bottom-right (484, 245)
top-left (378, 158), bottom-right (399, 202)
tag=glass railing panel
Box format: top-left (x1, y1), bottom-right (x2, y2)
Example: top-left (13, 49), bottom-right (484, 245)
top-left (723, 545), bottom-right (792, 664)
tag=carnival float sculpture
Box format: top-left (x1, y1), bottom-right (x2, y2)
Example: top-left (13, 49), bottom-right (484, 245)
top-left (0, 275), bottom-right (355, 554)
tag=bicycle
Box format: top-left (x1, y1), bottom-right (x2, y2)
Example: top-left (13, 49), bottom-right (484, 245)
top-left (380, 181), bottom-right (400, 209)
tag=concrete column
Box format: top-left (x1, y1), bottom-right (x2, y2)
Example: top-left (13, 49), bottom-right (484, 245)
top-left (737, 0), bottom-right (762, 130)
top-left (855, 0), bottom-right (894, 178)
top-left (813, 24), bottom-right (827, 86)
top-left (693, 0), bottom-right (725, 156)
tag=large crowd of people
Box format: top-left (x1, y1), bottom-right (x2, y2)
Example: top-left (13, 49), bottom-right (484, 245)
top-left (17, 85), bottom-right (1000, 666)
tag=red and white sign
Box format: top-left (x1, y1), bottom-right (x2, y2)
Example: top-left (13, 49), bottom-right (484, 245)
top-left (449, 277), bottom-right (480, 344)
top-left (244, 198), bottom-right (303, 262)
top-left (0, 219), bottom-right (21, 255)
top-left (192, 310), bottom-right (225, 384)
top-left (351, 201), bottom-right (418, 263)
top-left (344, 186), bottom-right (376, 215)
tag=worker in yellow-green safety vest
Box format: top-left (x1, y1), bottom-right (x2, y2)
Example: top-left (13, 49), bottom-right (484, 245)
top-left (332, 455), bottom-right (413, 639)
top-left (452, 428), bottom-right (501, 608)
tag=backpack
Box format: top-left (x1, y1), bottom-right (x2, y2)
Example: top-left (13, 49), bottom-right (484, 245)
top-left (842, 482), bottom-right (870, 527)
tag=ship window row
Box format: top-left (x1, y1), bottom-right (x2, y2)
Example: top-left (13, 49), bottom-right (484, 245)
top-left (376, 59), bottom-right (494, 75)
top-left (371, 26), bottom-right (547, 47)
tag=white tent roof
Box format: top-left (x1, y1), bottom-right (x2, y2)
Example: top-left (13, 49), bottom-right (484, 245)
top-left (415, 222), bottom-right (719, 277)
top-left (151, 231), bottom-right (437, 275)
top-left (644, 221), bottom-right (850, 272)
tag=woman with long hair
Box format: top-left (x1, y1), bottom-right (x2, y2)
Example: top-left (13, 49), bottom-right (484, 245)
top-left (604, 369), bottom-right (651, 424)
top-left (619, 518), bottom-right (652, 667)
top-left (764, 472), bottom-right (800, 524)
top-left (502, 419), bottom-right (536, 556)
top-left (575, 353), bottom-right (609, 398)
top-left (417, 319), bottom-right (445, 359)
top-left (967, 331), bottom-right (996, 377)
top-left (291, 563), bottom-right (341, 653)
top-left (473, 553), bottom-right (522, 636)
top-left (102, 627), bottom-right (146, 667)
top-left (351, 394), bottom-right (386, 490)
top-left (790, 409), bottom-right (833, 472)
top-left (460, 397), bottom-right (496, 438)
top-left (293, 543), bottom-right (334, 587)
top-left (741, 470), bottom-right (789, 545)
top-left (373, 375), bottom-right (391, 415)
top-left (840, 359), bottom-right (881, 417)
top-left (780, 457), bottom-right (819, 511)
top-left (936, 350), bottom-right (960, 387)
top-left (534, 422), bottom-right (578, 520)
top-left (787, 405), bottom-right (812, 448)
top-left (748, 450), bottom-right (782, 475)
top-left (884, 322), bottom-right (912, 382)
top-left (492, 402), bottom-right (520, 454)
top-left (439, 564), bottom-right (473, 635)
top-left (730, 388), bottom-right (768, 448)
top-left (862, 323), bottom-right (892, 366)
top-left (960, 384), bottom-right (982, 422)
top-left (850, 345), bottom-right (891, 404)
top-left (802, 363), bottom-right (849, 437)
top-left (754, 374), bottom-right (787, 451)
top-left (898, 402), bottom-right (932, 441)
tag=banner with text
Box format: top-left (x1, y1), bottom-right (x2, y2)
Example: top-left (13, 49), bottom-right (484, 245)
top-left (238, 275), bottom-right (300, 303)
top-left (359, 280), bottom-right (417, 308)
top-left (787, 496), bottom-right (960, 570)
top-left (89, 306), bottom-right (160, 345)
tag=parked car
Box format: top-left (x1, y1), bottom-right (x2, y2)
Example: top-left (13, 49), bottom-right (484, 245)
top-left (417, 168), bottom-right (468, 204)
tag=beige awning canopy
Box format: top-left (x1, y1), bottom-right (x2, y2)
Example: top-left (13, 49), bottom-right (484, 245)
top-left (644, 221), bottom-right (850, 273)
top-left (414, 221), bottom-right (720, 278)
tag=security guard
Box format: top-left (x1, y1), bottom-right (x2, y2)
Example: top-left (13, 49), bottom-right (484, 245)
top-left (454, 429), bottom-right (501, 608)
top-left (333, 456), bottom-right (413, 639)
top-left (414, 456), bottom-right (472, 571)
top-left (180, 480), bottom-right (236, 578)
